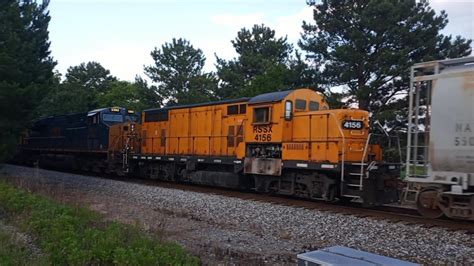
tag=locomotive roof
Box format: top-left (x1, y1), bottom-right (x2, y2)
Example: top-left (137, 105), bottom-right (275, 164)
top-left (87, 107), bottom-right (109, 116)
top-left (33, 107), bottom-right (129, 124)
top-left (144, 97), bottom-right (250, 114)
top-left (247, 90), bottom-right (293, 105)
top-left (143, 89), bottom-right (295, 114)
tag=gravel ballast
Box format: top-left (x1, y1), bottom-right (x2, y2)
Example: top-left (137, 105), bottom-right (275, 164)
top-left (1, 164), bottom-right (473, 265)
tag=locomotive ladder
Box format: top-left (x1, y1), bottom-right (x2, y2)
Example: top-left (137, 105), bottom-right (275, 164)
top-left (343, 133), bottom-right (376, 198)
top-left (122, 135), bottom-right (132, 173)
top-left (402, 61), bottom-right (436, 204)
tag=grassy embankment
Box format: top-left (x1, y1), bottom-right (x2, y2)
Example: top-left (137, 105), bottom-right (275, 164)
top-left (0, 181), bottom-right (199, 265)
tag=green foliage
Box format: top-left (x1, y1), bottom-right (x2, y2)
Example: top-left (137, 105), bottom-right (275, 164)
top-left (0, 181), bottom-right (199, 265)
top-left (215, 24), bottom-right (316, 99)
top-left (40, 66), bottom-right (161, 116)
top-left (0, 228), bottom-right (47, 266)
top-left (97, 79), bottom-right (161, 112)
top-left (134, 75), bottom-right (163, 109)
top-left (39, 61), bottom-right (117, 116)
top-left (300, 0), bottom-right (472, 129)
top-left (145, 38), bottom-right (217, 105)
top-left (0, 0), bottom-right (56, 161)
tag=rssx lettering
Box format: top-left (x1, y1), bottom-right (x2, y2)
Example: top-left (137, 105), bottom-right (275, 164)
top-left (253, 125), bottom-right (272, 142)
top-left (253, 125), bottom-right (273, 133)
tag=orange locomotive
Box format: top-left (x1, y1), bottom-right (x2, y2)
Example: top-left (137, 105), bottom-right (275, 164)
top-left (126, 88), bottom-right (399, 205)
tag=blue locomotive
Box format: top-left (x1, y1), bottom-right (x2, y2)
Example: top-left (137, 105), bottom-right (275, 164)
top-left (20, 107), bottom-right (138, 173)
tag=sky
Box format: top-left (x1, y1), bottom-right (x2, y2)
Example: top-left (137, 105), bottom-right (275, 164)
top-left (48, 0), bottom-right (474, 81)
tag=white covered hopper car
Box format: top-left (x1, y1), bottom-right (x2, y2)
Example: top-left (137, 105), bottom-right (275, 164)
top-left (406, 56), bottom-right (474, 220)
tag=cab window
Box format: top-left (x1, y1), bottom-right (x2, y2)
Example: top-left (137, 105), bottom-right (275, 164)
top-left (102, 114), bottom-right (124, 123)
top-left (253, 107), bottom-right (270, 124)
top-left (125, 114), bottom-right (139, 122)
top-left (295, 99), bottom-right (307, 111)
top-left (309, 101), bottom-right (320, 111)
top-left (285, 100), bottom-right (293, 120)
top-left (227, 105), bottom-right (238, 115)
top-left (227, 104), bottom-right (247, 115)
top-left (239, 104), bottom-right (246, 114)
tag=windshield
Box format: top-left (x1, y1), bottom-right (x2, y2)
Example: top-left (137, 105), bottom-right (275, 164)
top-left (125, 114), bottom-right (139, 122)
top-left (102, 114), bottom-right (124, 123)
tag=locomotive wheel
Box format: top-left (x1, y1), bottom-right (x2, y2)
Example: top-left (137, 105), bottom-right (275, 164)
top-left (417, 187), bottom-right (444, 219)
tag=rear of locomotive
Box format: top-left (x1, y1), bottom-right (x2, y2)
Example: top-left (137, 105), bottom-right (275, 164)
top-left (405, 56), bottom-right (474, 220)
top-left (243, 89), bottom-right (400, 205)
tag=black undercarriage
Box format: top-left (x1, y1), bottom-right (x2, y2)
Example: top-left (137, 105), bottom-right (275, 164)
top-left (15, 150), bottom-right (401, 207)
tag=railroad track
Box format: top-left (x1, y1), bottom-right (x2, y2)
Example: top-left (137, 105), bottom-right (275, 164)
top-left (8, 164), bottom-right (474, 233)
top-left (97, 173), bottom-right (474, 234)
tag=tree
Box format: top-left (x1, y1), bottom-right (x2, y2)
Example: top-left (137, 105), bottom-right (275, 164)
top-left (144, 38), bottom-right (217, 106)
top-left (39, 61), bottom-right (117, 115)
top-left (0, 0), bottom-right (56, 160)
top-left (300, 0), bottom-right (472, 128)
top-left (215, 24), bottom-right (312, 99)
top-left (65, 61), bottom-right (116, 92)
top-left (97, 78), bottom-right (162, 112)
top-left (63, 61), bottom-right (117, 109)
top-left (134, 75), bottom-right (163, 108)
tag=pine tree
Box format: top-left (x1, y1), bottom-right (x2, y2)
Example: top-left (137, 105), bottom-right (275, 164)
top-left (39, 62), bottom-right (117, 115)
top-left (97, 78), bottom-right (162, 112)
top-left (0, 0), bottom-right (56, 160)
top-left (144, 38), bottom-right (217, 106)
top-left (300, 0), bottom-right (471, 129)
top-left (215, 24), bottom-right (311, 99)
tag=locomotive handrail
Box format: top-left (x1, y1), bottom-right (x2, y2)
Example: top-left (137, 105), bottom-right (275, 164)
top-left (23, 136), bottom-right (66, 140)
top-left (23, 134), bottom-right (107, 152)
top-left (359, 133), bottom-right (373, 190)
top-left (361, 133), bottom-right (372, 164)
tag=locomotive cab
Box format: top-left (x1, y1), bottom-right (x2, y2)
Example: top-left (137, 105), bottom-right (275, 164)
top-left (244, 89), bottom-right (375, 172)
top-left (243, 89), bottom-right (398, 205)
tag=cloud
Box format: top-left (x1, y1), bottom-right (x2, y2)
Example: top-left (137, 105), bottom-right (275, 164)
top-left (208, 6), bottom-right (313, 58)
top-left (211, 13), bottom-right (266, 29)
top-left (53, 42), bottom-right (154, 82)
top-left (273, 6), bottom-right (313, 44)
top-left (429, 0), bottom-right (474, 45)
top-left (205, 12), bottom-right (268, 68)
top-left (210, 7), bottom-right (313, 43)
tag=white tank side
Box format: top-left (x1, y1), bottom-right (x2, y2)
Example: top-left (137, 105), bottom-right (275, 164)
top-left (430, 65), bottom-right (474, 172)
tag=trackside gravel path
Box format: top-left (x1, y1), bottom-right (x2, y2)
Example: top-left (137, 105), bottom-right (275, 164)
top-left (1, 164), bottom-right (472, 265)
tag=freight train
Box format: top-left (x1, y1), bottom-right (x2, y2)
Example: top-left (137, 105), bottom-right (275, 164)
top-left (19, 58), bottom-right (474, 221)
top-left (20, 88), bottom-right (401, 207)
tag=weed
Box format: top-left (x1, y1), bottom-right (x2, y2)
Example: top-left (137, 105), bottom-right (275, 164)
top-left (0, 223), bottom-right (48, 265)
top-left (0, 181), bottom-right (199, 265)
